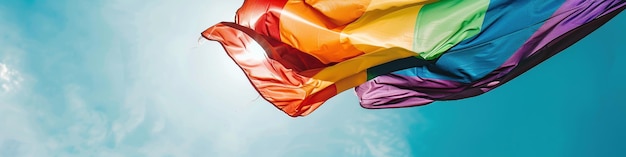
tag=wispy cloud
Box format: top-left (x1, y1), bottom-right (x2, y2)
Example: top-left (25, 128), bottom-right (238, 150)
top-left (0, 63), bottom-right (21, 93)
top-left (0, 7), bottom-right (24, 94)
top-left (1, 3), bottom-right (114, 156)
top-left (0, 8), bottom-right (41, 157)
top-left (0, 37), bottom-right (47, 157)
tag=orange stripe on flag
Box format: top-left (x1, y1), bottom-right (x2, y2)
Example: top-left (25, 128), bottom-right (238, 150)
top-left (279, 0), bottom-right (370, 64)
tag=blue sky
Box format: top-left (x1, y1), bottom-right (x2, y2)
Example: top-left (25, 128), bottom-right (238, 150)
top-left (0, 0), bottom-right (624, 156)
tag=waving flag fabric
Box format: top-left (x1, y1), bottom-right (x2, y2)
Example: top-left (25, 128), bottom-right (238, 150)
top-left (203, 0), bottom-right (626, 117)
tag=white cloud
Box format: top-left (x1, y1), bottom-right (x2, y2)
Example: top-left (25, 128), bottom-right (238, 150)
top-left (0, 47), bottom-right (49, 157)
top-left (0, 63), bottom-right (22, 93)
top-left (0, 7), bottom-right (24, 94)
top-left (0, 9), bottom-right (45, 157)
top-left (0, 5), bottom-right (115, 156)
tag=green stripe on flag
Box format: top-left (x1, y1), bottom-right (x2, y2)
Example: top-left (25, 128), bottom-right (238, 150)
top-left (413, 0), bottom-right (490, 60)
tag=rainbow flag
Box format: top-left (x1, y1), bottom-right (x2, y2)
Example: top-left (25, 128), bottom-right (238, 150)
top-left (203, 0), bottom-right (626, 117)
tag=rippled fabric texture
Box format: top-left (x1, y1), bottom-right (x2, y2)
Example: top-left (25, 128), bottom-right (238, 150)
top-left (202, 0), bottom-right (626, 117)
